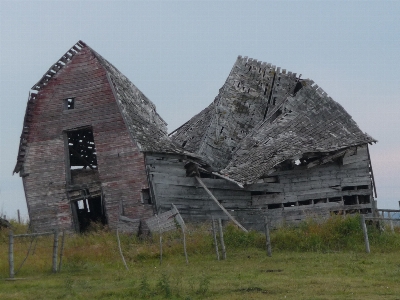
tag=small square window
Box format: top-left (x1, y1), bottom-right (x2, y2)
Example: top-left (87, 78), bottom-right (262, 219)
top-left (64, 98), bottom-right (75, 110)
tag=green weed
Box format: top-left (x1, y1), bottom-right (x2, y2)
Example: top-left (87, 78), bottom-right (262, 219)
top-left (156, 272), bottom-right (172, 298)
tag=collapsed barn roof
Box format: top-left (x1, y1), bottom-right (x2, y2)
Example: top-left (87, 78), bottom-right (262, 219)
top-left (14, 40), bottom-right (182, 174)
top-left (171, 56), bottom-right (376, 186)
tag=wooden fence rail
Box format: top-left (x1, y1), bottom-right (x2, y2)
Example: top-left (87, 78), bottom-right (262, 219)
top-left (8, 230), bottom-right (65, 279)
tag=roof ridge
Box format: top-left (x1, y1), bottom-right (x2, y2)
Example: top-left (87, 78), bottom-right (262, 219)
top-left (31, 40), bottom-right (86, 91)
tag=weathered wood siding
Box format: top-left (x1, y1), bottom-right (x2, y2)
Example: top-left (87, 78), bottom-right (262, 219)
top-left (263, 145), bottom-right (374, 227)
top-left (22, 47), bottom-right (152, 232)
top-left (146, 145), bottom-right (374, 231)
top-left (145, 153), bottom-right (257, 226)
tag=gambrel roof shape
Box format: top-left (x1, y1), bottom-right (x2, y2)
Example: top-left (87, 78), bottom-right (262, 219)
top-left (171, 56), bottom-right (377, 186)
top-left (14, 40), bottom-right (182, 174)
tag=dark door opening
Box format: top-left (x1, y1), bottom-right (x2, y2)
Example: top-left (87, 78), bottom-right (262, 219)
top-left (72, 196), bottom-right (107, 232)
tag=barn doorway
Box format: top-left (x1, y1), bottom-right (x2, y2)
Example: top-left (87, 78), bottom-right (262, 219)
top-left (71, 195), bottom-right (107, 232)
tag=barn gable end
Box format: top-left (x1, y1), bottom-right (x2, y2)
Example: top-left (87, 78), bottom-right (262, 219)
top-left (14, 41), bottom-right (179, 233)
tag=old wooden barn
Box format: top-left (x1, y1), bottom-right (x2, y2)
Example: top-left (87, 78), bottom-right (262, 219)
top-left (14, 41), bottom-right (378, 233)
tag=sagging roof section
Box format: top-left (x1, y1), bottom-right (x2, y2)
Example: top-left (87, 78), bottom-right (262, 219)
top-left (14, 40), bottom-right (181, 174)
top-left (169, 102), bottom-right (215, 153)
top-left (220, 83), bottom-right (376, 185)
top-left (172, 56), bottom-right (300, 169)
top-left (171, 56), bottom-right (376, 186)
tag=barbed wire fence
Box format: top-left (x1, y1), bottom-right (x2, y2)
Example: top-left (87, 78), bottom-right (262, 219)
top-left (1, 207), bottom-right (399, 279)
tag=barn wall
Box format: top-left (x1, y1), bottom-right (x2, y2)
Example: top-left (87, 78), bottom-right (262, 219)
top-left (147, 145), bottom-right (374, 231)
top-left (254, 144), bottom-right (375, 227)
top-left (23, 138), bottom-right (70, 230)
top-left (22, 47), bottom-right (152, 232)
top-left (146, 153), bottom-right (263, 230)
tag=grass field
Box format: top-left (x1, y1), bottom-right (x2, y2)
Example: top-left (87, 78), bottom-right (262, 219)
top-left (1, 216), bottom-right (399, 299)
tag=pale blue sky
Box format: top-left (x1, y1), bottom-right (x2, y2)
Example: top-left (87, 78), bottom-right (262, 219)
top-left (1, 0), bottom-right (399, 219)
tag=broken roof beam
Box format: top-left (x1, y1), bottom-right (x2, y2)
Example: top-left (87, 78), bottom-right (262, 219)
top-left (195, 176), bottom-right (248, 232)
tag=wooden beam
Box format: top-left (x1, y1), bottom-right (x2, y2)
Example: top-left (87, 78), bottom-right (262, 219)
top-left (195, 176), bottom-right (248, 232)
top-left (367, 145), bottom-right (377, 198)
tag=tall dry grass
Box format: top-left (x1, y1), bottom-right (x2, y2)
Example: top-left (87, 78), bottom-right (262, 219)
top-left (1, 215), bottom-right (399, 278)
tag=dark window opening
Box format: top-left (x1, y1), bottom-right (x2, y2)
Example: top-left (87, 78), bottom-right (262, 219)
top-left (284, 201), bottom-right (297, 208)
top-left (72, 195), bottom-right (107, 232)
top-left (198, 170), bottom-right (214, 178)
top-left (343, 195), bottom-right (358, 205)
top-left (358, 195), bottom-right (370, 204)
top-left (66, 127), bottom-right (98, 186)
top-left (141, 189), bottom-right (151, 204)
top-left (329, 197), bottom-right (342, 203)
top-left (314, 198), bottom-right (327, 205)
top-left (342, 185), bottom-right (369, 191)
top-left (64, 98), bottom-right (75, 110)
top-left (360, 208), bottom-right (372, 214)
top-left (67, 127), bottom-right (97, 170)
top-left (268, 203), bottom-right (282, 209)
top-left (342, 186), bottom-right (355, 191)
top-left (357, 185), bottom-right (369, 190)
top-left (299, 200), bottom-right (312, 206)
top-left (251, 191), bottom-right (264, 196)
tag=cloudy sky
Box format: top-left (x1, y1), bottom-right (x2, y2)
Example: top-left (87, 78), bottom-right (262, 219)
top-left (1, 0), bottom-right (399, 219)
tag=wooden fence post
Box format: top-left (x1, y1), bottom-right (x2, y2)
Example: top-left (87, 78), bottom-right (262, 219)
top-left (218, 219), bottom-right (226, 260)
top-left (211, 217), bottom-right (219, 261)
top-left (17, 210), bottom-right (21, 224)
top-left (360, 215), bottom-right (370, 254)
top-left (116, 229), bottom-right (129, 270)
top-left (52, 230), bottom-right (59, 273)
top-left (9, 230), bottom-right (14, 279)
top-left (181, 227), bottom-right (188, 264)
top-left (58, 230), bottom-right (66, 272)
top-left (388, 212), bottom-right (394, 233)
top-left (172, 204), bottom-right (188, 264)
top-left (264, 217), bottom-right (272, 257)
top-left (157, 216), bottom-right (163, 265)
